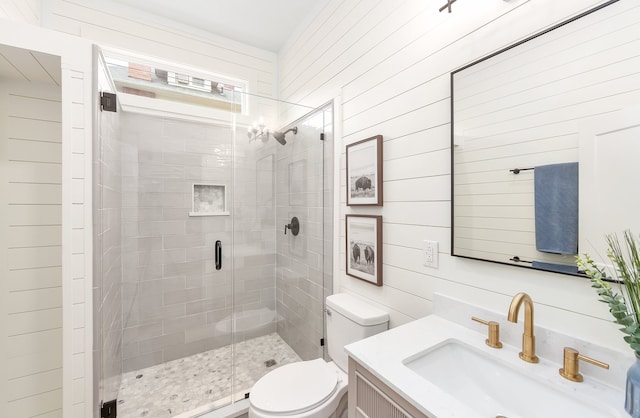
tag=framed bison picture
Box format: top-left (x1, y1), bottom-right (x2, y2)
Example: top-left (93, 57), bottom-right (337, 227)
top-left (346, 214), bottom-right (382, 286)
top-left (346, 135), bottom-right (383, 206)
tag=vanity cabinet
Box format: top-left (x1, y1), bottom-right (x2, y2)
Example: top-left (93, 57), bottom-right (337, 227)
top-left (348, 358), bottom-right (430, 418)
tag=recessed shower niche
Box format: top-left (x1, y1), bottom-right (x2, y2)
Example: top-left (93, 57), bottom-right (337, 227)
top-left (190, 183), bottom-right (228, 216)
top-left (93, 49), bottom-right (334, 417)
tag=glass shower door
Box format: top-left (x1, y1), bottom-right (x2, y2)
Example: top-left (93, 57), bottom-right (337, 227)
top-left (272, 105), bottom-right (329, 363)
top-left (229, 95), bottom-right (331, 402)
top-left (114, 110), bottom-right (237, 417)
top-left (104, 70), bottom-right (238, 416)
top-left (94, 49), bottom-right (123, 417)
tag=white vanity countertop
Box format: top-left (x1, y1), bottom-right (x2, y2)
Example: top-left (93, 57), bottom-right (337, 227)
top-left (345, 314), bottom-right (627, 418)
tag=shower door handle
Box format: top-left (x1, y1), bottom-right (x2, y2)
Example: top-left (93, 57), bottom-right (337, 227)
top-left (215, 240), bottom-right (222, 270)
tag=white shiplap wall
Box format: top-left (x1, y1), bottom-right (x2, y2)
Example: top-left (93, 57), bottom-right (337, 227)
top-left (0, 19), bottom-right (94, 418)
top-left (66, 65), bottom-right (93, 418)
top-left (279, 0), bottom-right (636, 352)
top-left (0, 81), bottom-right (62, 416)
top-left (0, 0), bottom-right (41, 25)
top-left (43, 0), bottom-right (277, 99)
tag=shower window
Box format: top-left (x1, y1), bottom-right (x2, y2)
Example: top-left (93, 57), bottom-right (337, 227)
top-left (103, 49), bottom-right (247, 113)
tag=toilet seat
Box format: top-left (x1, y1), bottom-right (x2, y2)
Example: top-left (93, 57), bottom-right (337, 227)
top-left (249, 359), bottom-right (342, 416)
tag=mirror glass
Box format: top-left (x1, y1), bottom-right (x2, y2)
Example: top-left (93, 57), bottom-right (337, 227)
top-left (451, 0), bottom-right (639, 275)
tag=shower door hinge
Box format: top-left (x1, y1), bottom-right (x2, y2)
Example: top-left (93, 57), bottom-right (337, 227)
top-left (100, 92), bottom-right (117, 112)
top-left (320, 338), bottom-right (325, 346)
top-left (320, 133), bottom-right (325, 141)
top-left (100, 399), bottom-right (117, 418)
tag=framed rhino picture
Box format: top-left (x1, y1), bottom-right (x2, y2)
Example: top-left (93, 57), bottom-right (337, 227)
top-left (346, 214), bottom-right (382, 286)
top-left (346, 135), bottom-right (383, 206)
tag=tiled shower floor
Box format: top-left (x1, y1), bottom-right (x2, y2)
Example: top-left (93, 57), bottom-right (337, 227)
top-left (117, 333), bottom-right (301, 418)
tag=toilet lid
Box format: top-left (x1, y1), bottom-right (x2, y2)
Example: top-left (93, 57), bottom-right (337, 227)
top-left (250, 359), bottom-right (338, 414)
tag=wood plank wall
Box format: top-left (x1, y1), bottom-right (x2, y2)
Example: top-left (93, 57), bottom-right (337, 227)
top-left (1, 80), bottom-right (63, 418)
top-left (44, 0), bottom-right (277, 98)
top-left (0, 1), bottom-right (41, 25)
top-left (279, 0), bottom-right (639, 352)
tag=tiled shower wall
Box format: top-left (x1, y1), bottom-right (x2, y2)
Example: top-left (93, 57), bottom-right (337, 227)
top-left (119, 114), bottom-right (241, 372)
top-left (276, 105), bottom-right (333, 361)
top-left (232, 137), bottom-right (278, 344)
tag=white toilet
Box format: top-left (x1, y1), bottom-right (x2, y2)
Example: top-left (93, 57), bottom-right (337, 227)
top-left (248, 293), bottom-right (389, 418)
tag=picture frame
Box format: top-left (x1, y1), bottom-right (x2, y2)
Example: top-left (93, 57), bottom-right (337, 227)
top-left (346, 135), bottom-right (383, 206)
top-left (189, 183), bottom-right (229, 216)
top-left (346, 214), bottom-right (382, 286)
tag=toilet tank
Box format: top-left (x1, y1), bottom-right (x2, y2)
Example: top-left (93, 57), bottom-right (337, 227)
top-left (326, 293), bottom-right (389, 372)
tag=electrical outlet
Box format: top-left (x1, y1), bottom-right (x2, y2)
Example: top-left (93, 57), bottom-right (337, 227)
top-left (423, 240), bottom-right (439, 268)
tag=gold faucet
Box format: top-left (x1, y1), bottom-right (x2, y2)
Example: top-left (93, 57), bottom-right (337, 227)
top-left (507, 292), bottom-right (539, 363)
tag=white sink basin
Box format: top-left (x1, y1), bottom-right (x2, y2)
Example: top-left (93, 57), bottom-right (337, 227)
top-left (403, 339), bottom-right (617, 418)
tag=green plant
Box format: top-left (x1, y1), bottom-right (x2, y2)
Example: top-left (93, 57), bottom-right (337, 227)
top-left (576, 231), bottom-right (640, 353)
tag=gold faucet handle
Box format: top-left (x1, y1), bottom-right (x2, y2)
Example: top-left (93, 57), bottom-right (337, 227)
top-left (559, 347), bottom-right (609, 382)
top-left (471, 316), bottom-right (503, 349)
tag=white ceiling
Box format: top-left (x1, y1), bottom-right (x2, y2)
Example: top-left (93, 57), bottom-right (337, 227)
top-left (110, 0), bottom-right (327, 53)
top-left (0, 44), bottom-right (61, 85)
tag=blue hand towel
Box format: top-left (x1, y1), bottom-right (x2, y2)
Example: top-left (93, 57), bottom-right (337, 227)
top-left (534, 162), bottom-right (579, 255)
top-left (532, 260), bottom-right (579, 275)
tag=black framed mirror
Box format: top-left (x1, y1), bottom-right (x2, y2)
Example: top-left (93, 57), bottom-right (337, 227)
top-left (450, 0), bottom-right (639, 276)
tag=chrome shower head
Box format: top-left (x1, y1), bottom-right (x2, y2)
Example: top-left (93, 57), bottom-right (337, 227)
top-left (272, 126), bottom-right (297, 146)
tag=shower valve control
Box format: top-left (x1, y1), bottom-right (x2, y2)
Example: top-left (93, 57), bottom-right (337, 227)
top-left (285, 217), bottom-right (300, 236)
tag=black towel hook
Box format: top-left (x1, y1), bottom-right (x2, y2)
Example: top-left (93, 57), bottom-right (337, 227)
top-left (510, 167), bottom-right (535, 175)
top-left (510, 256), bottom-right (532, 264)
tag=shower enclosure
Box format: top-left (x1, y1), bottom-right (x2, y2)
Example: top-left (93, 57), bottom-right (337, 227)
top-left (93, 50), bottom-right (334, 417)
